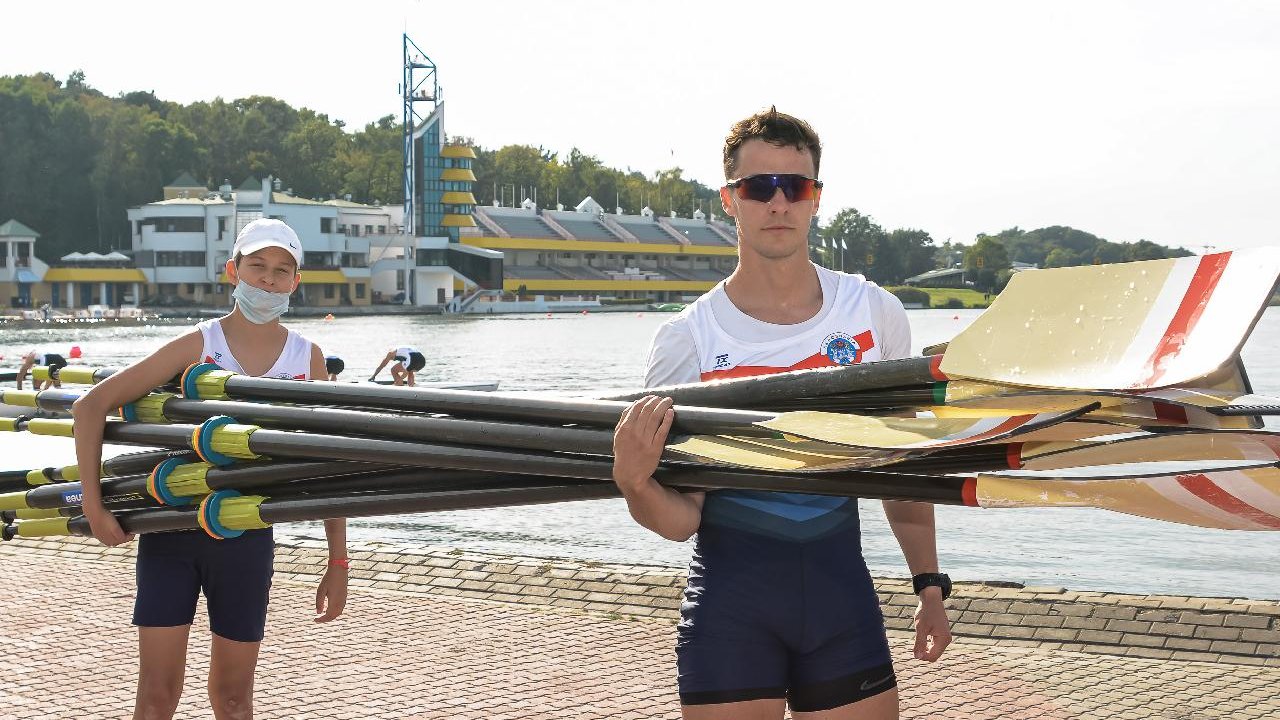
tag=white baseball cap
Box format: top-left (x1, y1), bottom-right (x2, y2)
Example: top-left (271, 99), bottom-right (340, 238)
top-left (233, 219), bottom-right (303, 266)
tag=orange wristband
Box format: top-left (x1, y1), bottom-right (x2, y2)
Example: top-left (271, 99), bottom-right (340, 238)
top-left (328, 558), bottom-right (350, 570)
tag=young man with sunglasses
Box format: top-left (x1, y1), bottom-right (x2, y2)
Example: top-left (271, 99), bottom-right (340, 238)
top-left (613, 108), bottom-right (951, 719)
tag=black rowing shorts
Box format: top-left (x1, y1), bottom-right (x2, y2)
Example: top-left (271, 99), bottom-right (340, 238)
top-left (133, 527), bottom-right (275, 643)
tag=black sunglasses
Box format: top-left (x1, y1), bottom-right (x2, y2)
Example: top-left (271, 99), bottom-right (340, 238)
top-left (726, 174), bottom-right (823, 203)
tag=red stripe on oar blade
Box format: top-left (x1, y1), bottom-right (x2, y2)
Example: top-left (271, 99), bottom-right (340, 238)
top-left (1141, 253), bottom-right (1231, 387)
top-left (929, 355), bottom-right (948, 381)
top-left (961, 477), bottom-right (978, 506)
top-left (1153, 402), bottom-right (1189, 424)
top-left (1175, 473), bottom-right (1280, 529)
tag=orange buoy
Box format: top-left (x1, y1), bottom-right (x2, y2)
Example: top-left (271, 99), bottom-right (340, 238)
top-left (324, 313), bottom-right (335, 321)
top-left (69, 346), bottom-right (83, 359)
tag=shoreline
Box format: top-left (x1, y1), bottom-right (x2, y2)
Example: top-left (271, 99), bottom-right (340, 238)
top-left (0, 303), bottom-right (990, 324)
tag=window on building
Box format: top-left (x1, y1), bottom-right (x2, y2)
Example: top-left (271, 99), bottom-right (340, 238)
top-left (365, 225), bottom-right (373, 235)
top-left (349, 225), bottom-right (361, 237)
top-left (561, 253), bottom-right (572, 259)
top-left (377, 225), bottom-right (386, 234)
top-left (304, 252), bottom-right (329, 268)
top-left (415, 249), bottom-right (447, 266)
top-left (215, 284), bottom-right (225, 294)
top-left (338, 225), bottom-right (348, 235)
top-left (185, 283), bottom-right (196, 295)
top-left (143, 217), bottom-right (205, 233)
top-left (217, 217), bottom-right (226, 236)
top-left (324, 284), bottom-right (336, 299)
top-left (321, 218), bottom-right (334, 233)
top-left (355, 283), bottom-right (366, 299)
top-left (156, 252), bottom-right (206, 266)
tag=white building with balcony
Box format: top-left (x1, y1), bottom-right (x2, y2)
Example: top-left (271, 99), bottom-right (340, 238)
top-left (0, 219), bottom-right (52, 308)
top-left (124, 175), bottom-right (394, 307)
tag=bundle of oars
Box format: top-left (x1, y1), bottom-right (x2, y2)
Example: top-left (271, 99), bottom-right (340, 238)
top-left (3, 250), bottom-right (1280, 541)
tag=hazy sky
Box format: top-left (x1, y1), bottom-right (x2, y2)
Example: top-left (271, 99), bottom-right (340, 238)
top-left (6, 1), bottom-right (1279, 250)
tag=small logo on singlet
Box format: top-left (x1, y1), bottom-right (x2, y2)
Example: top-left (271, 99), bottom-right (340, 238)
top-left (713, 353), bottom-right (731, 369)
top-left (821, 332), bottom-right (861, 365)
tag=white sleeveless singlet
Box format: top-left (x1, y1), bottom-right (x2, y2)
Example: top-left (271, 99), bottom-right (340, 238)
top-left (684, 267), bottom-right (885, 381)
top-left (196, 319), bottom-right (314, 379)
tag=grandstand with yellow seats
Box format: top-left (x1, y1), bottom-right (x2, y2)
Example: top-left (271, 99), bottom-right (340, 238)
top-left (456, 197), bottom-right (738, 302)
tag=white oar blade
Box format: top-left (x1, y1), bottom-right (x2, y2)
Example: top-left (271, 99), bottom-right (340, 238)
top-left (941, 248), bottom-right (1280, 390)
top-left (1022, 432), bottom-right (1280, 471)
top-left (975, 467), bottom-right (1280, 530)
top-left (987, 459), bottom-right (1276, 480)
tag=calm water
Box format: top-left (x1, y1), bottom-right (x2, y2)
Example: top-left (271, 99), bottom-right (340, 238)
top-left (2, 308), bottom-right (1278, 599)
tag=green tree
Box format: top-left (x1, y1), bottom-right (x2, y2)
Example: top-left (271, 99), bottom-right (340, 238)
top-left (1044, 247), bottom-right (1080, 268)
top-left (964, 236), bottom-right (1011, 293)
top-left (820, 208), bottom-right (884, 275)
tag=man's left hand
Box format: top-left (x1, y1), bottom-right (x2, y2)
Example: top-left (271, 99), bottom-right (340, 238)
top-left (913, 588), bottom-right (952, 661)
top-left (315, 566), bottom-right (349, 622)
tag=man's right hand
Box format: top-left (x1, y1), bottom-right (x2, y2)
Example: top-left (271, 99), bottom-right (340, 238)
top-left (84, 502), bottom-right (134, 547)
top-left (612, 395), bottom-right (674, 495)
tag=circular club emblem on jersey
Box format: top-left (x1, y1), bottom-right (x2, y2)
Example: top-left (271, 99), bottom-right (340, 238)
top-left (821, 332), bottom-right (861, 365)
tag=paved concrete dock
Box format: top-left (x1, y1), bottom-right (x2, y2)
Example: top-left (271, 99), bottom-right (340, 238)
top-left (1, 538), bottom-right (1277, 719)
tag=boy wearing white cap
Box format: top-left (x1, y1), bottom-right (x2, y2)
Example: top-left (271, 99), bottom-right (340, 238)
top-left (71, 219), bottom-right (349, 719)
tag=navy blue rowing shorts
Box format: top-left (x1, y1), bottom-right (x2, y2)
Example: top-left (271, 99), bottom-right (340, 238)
top-left (44, 354), bottom-right (67, 378)
top-left (133, 527), bottom-right (275, 643)
top-left (675, 523), bottom-right (896, 712)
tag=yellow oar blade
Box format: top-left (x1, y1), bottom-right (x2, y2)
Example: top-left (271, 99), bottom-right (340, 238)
top-left (757, 406), bottom-right (1092, 450)
top-left (976, 467), bottom-right (1280, 530)
top-left (666, 435), bottom-right (907, 472)
top-left (933, 397), bottom-right (1257, 430)
top-left (941, 249), bottom-right (1280, 390)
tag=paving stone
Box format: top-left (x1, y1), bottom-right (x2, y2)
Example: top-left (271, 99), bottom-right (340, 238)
top-left (1180, 610), bottom-right (1227, 626)
top-left (1105, 619), bottom-right (1153, 634)
top-left (1194, 626), bottom-right (1244, 641)
top-left (1092, 606), bottom-right (1139, 621)
top-left (1075, 629), bottom-right (1125, 645)
top-left (5, 540), bottom-right (1280, 719)
top-left (1223, 614), bottom-right (1272, 629)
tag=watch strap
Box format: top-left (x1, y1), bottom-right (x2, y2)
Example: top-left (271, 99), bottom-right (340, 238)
top-left (912, 572), bottom-right (951, 600)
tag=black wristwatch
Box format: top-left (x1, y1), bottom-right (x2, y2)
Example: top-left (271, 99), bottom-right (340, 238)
top-left (912, 572), bottom-right (952, 600)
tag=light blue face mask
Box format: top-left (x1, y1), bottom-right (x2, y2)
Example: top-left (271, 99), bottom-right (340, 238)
top-left (232, 281), bottom-right (292, 324)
